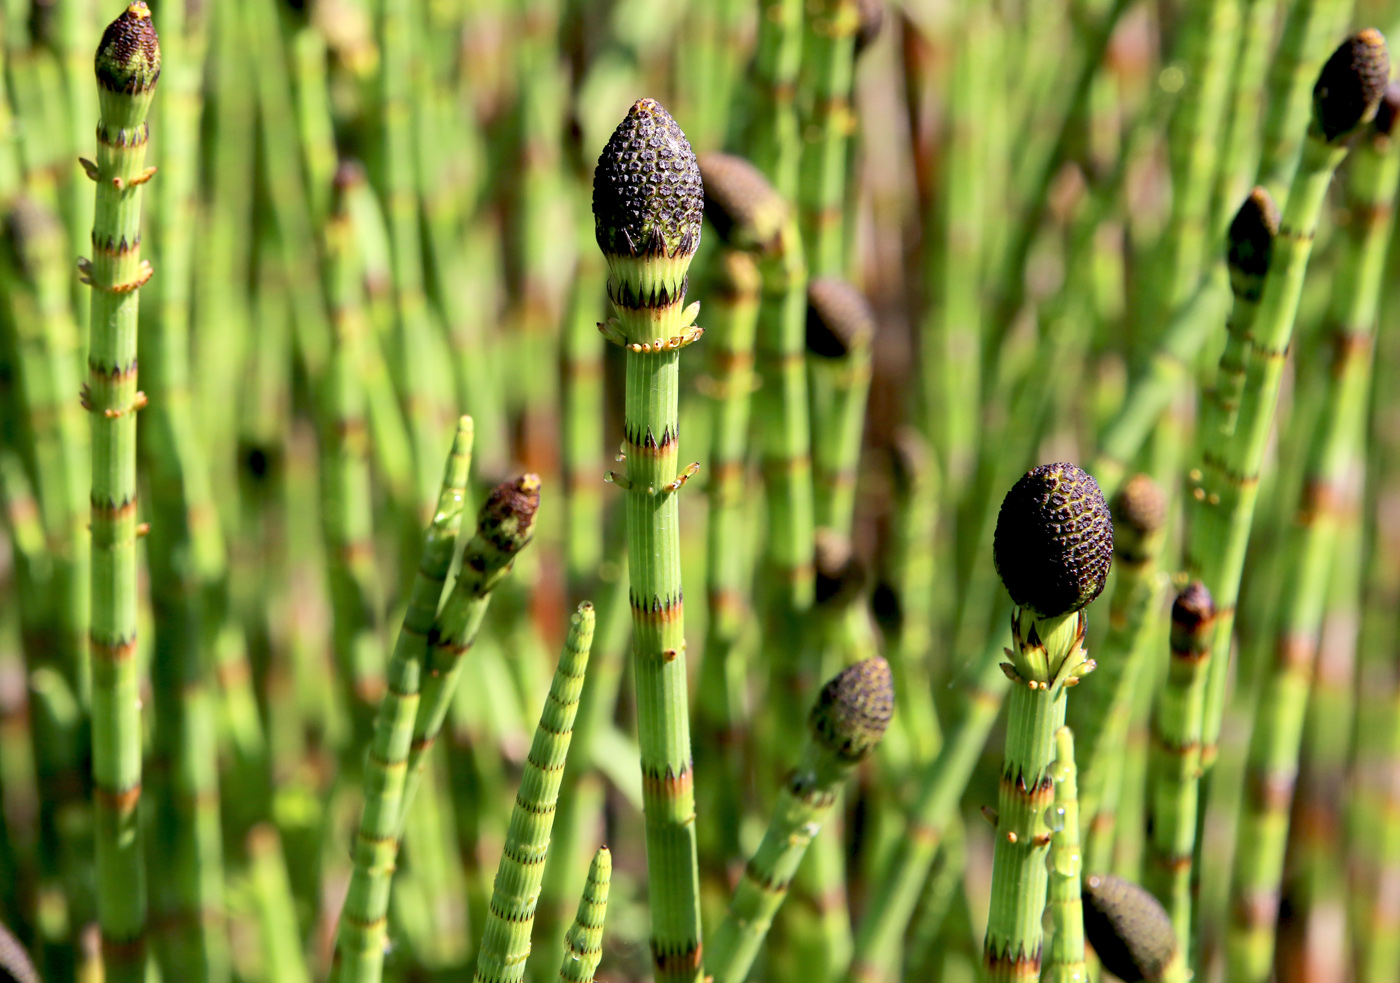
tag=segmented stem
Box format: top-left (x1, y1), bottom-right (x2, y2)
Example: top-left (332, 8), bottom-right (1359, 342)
top-left (474, 604), bottom-right (595, 983)
top-left (1226, 100), bottom-right (1400, 983)
top-left (86, 8), bottom-right (160, 980)
top-left (558, 847), bottom-right (611, 983)
top-left (333, 420), bottom-right (472, 983)
top-left (1044, 727), bottom-right (1085, 983)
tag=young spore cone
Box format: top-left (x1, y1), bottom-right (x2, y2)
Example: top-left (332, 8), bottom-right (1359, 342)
top-left (593, 98), bottom-right (706, 983)
top-left (984, 463), bottom-right (1111, 982)
top-left (1082, 874), bottom-right (1186, 983)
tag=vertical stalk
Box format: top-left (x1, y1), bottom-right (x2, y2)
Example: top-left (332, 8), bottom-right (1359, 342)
top-left (1146, 583), bottom-right (1216, 955)
top-left (1191, 31), bottom-right (1389, 795)
top-left (1044, 727), bottom-right (1085, 983)
top-left (332, 420), bottom-right (472, 983)
top-left (1225, 85), bottom-right (1400, 983)
top-left (557, 846), bottom-right (611, 983)
top-left (83, 9), bottom-right (160, 982)
top-left (705, 659), bottom-right (893, 983)
top-left (983, 463), bottom-right (1111, 982)
top-left (473, 603), bottom-right (595, 983)
top-left (592, 98), bottom-right (705, 983)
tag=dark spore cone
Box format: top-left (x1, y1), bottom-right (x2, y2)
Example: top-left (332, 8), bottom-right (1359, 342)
top-left (814, 529), bottom-right (866, 608)
top-left (592, 98), bottom-right (703, 259)
top-left (1169, 581), bottom-right (1216, 657)
top-left (993, 463), bottom-right (1113, 619)
top-left (95, 2), bottom-right (161, 94)
top-left (1226, 187), bottom-right (1278, 301)
top-left (1082, 874), bottom-right (1179, 982)
top-left (478, 474), bottom-right (541, 556)
top-left (1110, 474), bottom-right (1166, 564)
top-left (810, 657), bottom-right (894, 763)
top-left (1313, 28), bottom-right (1390, 142)
top-left (806, 277), bottom-right (876, 358)
top-left (698, 152), bottom-right (784, 251)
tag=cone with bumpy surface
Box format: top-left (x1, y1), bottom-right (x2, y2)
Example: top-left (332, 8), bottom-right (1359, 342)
top-left (706, 658), bottom-right (893, 983)
top-left (1226, 188), bottom-right (1278, 303)
top-left (1082, 875), bottom-right (1186, 982)
top-left (699, 152), bottom-right (785, 252)
top-left (985, 463), bottom-right (1110, 982)
top-left (1313, 29), bottom-right (1390, 143)
top-left (593, 98), bottom-right (706, 983)
top-left (993, 463), bottom-right (1113, 621)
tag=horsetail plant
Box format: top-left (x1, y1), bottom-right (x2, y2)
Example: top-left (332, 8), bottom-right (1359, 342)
top-left (1146, 582), bottom-right (1217, 954)
top-left (983, 463), bottom-right (1111, 981)
top-left (82, 7), bottom-right (160, 980)
top-left (1225, 81), bottom-right (1400, 983)
top-left (847, 626), bottom-right (1013, 983)
top-left (592, 97), bottom-right (706, 983)
top-left (1082, 874), bottom-right (1188, 983)
top-left (333, 420), bottom-right (472, 983)
top-left (694, 151), bottom-right (783, 883)
top-left (408, 473), bottom-right (542, 814)
top-left (474, 602), bottom-right (595, 983)
top-left (558, 846), bottom-right (611, 983)
top-left (705, 657), bottom-right (894, 983)
top-left (0, 920), bottom-right (39, 983)
top-left (1070, 474), bottom-right (1167, 875)
top-left (1191, 29), bottom-right (1390, 791)
top-left (1044, 727), bottom-right (1085, 983)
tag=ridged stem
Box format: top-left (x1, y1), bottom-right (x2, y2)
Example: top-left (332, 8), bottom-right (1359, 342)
top-left (474, 603), bottom-right (595, 983)
top-left (704, 722), bottom-right (867, 983)
top-left (797, 0), bottom-right (858, 277)
top-left (85, 8), bottom-right (160, 980)
top-left (847, 625), bottom-right (1011, 983)
top-left (332, 420), bottom-right (472, 983)
top-left (983, 611), bottom-right (1085, 982)
top-left (558, 846), bottom-right (611, 983)
top-left (1225, 107), bottom-right (1400, 983)
top-left (1044, 727), bottom-right (1085, 983)
top-left (1146, 586), bottom-right (1217, 956)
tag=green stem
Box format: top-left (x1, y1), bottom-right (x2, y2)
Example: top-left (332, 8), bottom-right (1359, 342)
top-left (1043, 727), bottom-right (1085, 983)
top-left (332, 419), bottom-right (472, 983)
top-left (474, 603), bottom-right (595, 983)
top-left (558, 846), bottom-right (611, 983)
top-left (85, 8), bottom-right (161, 980)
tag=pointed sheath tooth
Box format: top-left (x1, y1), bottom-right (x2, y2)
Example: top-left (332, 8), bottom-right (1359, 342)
top-left (1082, 874), bottom-right (1180, 982)
top-left (0, 920), bottom-right (40, 983)
top-left (592, 98), bottom-right (703, 261)
top-left (698, 152), bottom-right (785, 252)
top-left (1110, 474), bottom-right (1166, 563)
top-left (1226, 187), bottom-right (1279, 302)
top-left (95, 2), bottom-right (161, 94)
top-left (809, 657), bottom-right (894, 763)
top-left (993, 463), bottom-right (1114, 619)
top-left (806, 277), bottom-right (876, 359)
top-left (1313, 29), bottom-right (1390, 142)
